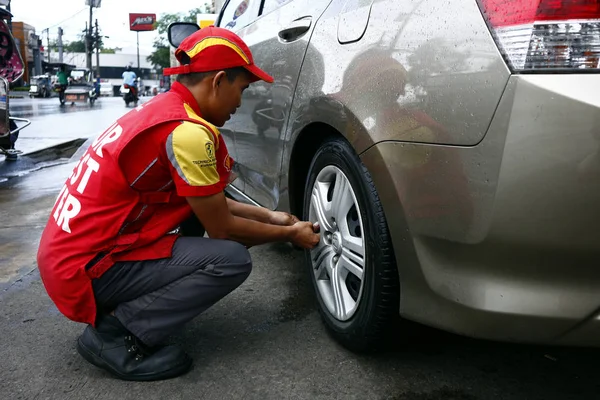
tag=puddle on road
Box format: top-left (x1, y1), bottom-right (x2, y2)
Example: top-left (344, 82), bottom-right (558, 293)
top-left (9, 100), bottom-right (107, 118)
top-left (0, 138), bottom-right (87, 184)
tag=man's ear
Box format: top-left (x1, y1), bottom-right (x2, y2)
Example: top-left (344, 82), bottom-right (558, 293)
top-left (212, 71), bottom-right (227, 90)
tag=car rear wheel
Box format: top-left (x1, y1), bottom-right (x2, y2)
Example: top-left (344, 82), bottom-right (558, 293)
top-left (303, 137), bottom-right (400, 352)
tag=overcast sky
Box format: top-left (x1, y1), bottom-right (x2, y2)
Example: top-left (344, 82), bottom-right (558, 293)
top-left (11, 0), bottom-right (213, 55)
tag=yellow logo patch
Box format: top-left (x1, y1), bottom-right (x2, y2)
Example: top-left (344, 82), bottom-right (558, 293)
top-left (205, 142), bottom-right (215, 160)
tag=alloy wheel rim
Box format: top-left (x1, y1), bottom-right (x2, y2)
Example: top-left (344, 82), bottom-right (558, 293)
top-left (309, 165), bottom-right (366, 321)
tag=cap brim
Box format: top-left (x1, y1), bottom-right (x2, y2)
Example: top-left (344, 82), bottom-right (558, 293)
top-left (244, 64), bottom-right (274, 83)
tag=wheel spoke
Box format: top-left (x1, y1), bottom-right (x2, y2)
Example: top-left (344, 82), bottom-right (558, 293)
top-left (330, 263), bottom-right (347, 320)
top-left (342, 233), bottom-right (364, 257)
top-left (312, 245), bottom-right (334, 280)
top-left (340, 248), bottom-right (364, 280)
top-left (311, 183), bottom-right (334, 232)
top-left (331, 172), bottom-right (354, 223)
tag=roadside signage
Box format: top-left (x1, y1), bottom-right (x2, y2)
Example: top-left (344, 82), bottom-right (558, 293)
top-left (197, 13), bottom-right (217, 29)
top-left (129, 13), bottom-right (157, 31)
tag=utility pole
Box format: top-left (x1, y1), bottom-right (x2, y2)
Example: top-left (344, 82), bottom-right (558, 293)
top-left (136, 31), bottom-right (140, 70)
top-left (57, 27), bottom-right (64, 63)
top-left (30, 33), bottom-right (42, 76)
top-left (95, 19), bottom-right (100, 78)
top-left (87, 2), bottom-right (93, 70)
top-left (45, 28), bottom-right (50, 63)
top-left (84, 22), bottom-right (89, 68)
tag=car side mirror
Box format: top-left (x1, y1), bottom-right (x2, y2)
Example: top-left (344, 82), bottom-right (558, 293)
top-left (168, 22), bottom-right (200, 48)
top-left (0, 77), bottom-right (9, 138)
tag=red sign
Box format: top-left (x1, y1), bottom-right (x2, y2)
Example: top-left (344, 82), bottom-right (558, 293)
top-left (129, 13), bottom-right (156, 31)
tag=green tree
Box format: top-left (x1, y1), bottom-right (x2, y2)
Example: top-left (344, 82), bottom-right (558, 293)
top-left (101, 47), bottom-right (122, 54)
top-left (54, 37), bottom-right (121, 54)
top-left (147, 5), bottom-right (214, 70)
top-left (65, 40), bottom-right (86, 53)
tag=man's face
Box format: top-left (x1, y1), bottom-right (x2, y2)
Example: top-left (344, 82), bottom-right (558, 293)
top-left (208, 71), bottom-right (252, 127)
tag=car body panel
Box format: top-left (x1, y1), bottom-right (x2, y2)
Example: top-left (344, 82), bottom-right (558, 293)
top-left (361, 74), bottom-right (600, 344)
top-left (278, 0), bottom-right (509, 212)
top-left (222, 0), bottom-right (333, 210)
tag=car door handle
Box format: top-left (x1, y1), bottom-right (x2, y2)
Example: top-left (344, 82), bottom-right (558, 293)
top-left (278, 18), bottom-right (312, 42)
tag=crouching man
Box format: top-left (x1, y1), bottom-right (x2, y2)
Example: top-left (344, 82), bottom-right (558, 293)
top-left (37, 27), bottom-right (319, 381)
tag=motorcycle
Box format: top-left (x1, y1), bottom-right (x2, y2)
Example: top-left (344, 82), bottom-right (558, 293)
top-left (0, 9), bottom-right (30, 161)
top-left (54, 83), bottom-right (67, 105)
top-left (122, 83), bottom-right (138, 107)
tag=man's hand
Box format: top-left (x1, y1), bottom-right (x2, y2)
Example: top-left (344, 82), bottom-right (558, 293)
top-left (289, 221), bottom-right (320, 249)
top-left (269, 211), bottom-right (300, 226)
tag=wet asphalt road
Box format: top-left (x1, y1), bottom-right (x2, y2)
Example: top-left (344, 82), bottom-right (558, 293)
top-left (8, 96), bottom-right (143, 156)
top-left (1, 97), bottom-right (600, 400)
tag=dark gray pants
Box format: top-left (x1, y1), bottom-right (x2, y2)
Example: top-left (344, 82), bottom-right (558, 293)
top-left (91, 230), bottom-right (252, 347)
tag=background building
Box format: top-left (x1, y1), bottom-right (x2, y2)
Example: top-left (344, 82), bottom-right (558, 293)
top-left (10, 21), bottom-right (41, 85)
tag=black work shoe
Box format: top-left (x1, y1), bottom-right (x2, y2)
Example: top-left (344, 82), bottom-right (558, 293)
top-left (76, 315), bottom-right (192, 381)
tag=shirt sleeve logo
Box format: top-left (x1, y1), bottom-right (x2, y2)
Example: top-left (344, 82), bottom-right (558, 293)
top-left (224, 154), bottom-right (232, 172)
top-left (205, 142), bottom-right (215, 160)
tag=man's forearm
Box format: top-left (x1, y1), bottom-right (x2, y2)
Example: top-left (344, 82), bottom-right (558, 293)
top-left (223, 215), bottom-right (292, 247)
top-left (186, 193), bottom-right (314, 249)
top-left (226, 197), bottom-right (272, 224)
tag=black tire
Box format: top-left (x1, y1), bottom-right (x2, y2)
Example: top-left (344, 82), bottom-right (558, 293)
top-left (302, 136), bottom-right (400, 352)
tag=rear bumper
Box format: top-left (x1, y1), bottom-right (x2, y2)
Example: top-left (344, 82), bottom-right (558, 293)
top-left (361, 74), bottom-right (600, 346)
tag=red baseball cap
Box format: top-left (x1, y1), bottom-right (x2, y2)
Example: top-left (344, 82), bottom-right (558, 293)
top-left (163, 26), bottom-right (273, 83)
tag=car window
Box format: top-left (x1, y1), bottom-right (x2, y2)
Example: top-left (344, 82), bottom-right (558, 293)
top-left (261, 0), bottom-right (293, 15)
top-left (220, 0), bottom-right (261, 31)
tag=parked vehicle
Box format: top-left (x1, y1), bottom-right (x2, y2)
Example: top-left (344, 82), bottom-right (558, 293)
top-left (0, 9), bottom-right (30, 161)
top-left (99, 82), bottom-right (113, 97)
top-left (64, 68), bottom-right (97, 106)
top-left (29, 75), bottom-right (52, 98)
top-left (168, 0), bottom-right (600, 351)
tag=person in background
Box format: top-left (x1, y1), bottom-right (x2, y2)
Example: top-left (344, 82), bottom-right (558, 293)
top-left (122, 65), bottom-right (138, 100)
top-left (94, 75), bottom-right (101, 97)
top-left (56, 66), bottom-right (68, 88)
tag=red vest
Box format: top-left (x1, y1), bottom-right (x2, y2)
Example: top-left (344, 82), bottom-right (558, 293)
top-left (37, 85), bottom-right (220, 326)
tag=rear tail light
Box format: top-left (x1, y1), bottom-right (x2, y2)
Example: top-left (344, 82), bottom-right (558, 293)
top-left (477, 0), bottom-right (600, 71)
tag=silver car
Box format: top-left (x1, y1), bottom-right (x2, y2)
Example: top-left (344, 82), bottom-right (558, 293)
top-left (174, 0), bottom-right (600, 350)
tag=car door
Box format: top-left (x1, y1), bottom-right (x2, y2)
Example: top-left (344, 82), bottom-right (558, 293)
top-left (219, 0), bottom-right (332, 210)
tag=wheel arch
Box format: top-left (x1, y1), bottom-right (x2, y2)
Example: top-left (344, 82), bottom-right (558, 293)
top-left (288, 122), bottom-right (341, 218)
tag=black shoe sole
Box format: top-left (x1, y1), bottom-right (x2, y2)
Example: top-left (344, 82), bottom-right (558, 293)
top-left (76, 337), bottom-right (193, 381)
